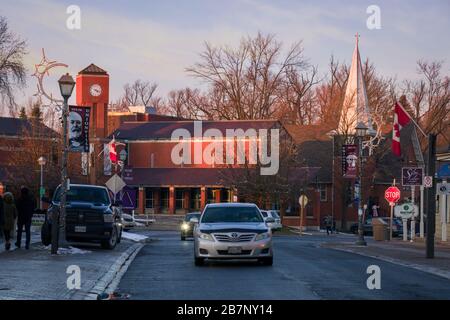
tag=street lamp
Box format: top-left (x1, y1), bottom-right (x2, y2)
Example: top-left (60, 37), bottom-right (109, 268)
top-left (38, 156), bottom-right (46, 210)
top-left (355, 122), bottom-right (368, 246)
top-left (51, 73), bottom-right (75, 255)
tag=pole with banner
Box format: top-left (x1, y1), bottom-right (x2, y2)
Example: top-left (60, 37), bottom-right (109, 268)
top-left (299, 194), bottom-right (308, 236)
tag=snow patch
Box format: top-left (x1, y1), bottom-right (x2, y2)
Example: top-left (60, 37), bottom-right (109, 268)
top-left (57, 246), bottom-right (91, 255)
top-left (121, 232), bottom-right (148, 242)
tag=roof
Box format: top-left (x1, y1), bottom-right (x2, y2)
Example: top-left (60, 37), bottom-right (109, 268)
top-left (125, 167), bottom-right (318, 186)
top-left (284, 124), bottom-right (332, 144)
top-left (206, 203), bottom-right (258, 208)
top-left (111, 120), bottom-right (280, 140)
top-left (0, 117), bottom-right (57, 138)
top-left (78, 63), bottom-right (108, 75)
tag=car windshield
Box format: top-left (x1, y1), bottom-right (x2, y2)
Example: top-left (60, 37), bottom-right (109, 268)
top-left (201, 206), bottom-right (263, 223)
top-left (270, 211), bottom-right (280, 218)
top-left (185, 213), bottom-right (200, 221)
top-left (54, 186), bottom-right (110, 205)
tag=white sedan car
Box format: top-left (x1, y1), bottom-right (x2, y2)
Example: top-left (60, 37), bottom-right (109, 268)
top-left (260, 210), bottom-right (282, 231)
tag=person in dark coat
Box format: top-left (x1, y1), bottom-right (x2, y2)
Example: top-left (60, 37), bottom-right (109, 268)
top-left (15, 187), bottom-right (36, 249)
top-left (0, 194), bottom-right (5, 242)
top-left (2, 192), bottom-right (18, 251)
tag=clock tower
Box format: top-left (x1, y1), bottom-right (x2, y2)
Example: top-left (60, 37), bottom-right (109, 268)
top-left (76, 63), bottom-right (109, 138)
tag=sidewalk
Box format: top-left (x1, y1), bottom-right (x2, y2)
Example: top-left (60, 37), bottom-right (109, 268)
top-left (0, 231), bottom-right (144, 300)
top-left (322, 237), bottom-right (450, 280)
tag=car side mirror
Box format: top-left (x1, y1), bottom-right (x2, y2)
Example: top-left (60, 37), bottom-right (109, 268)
top-left (190, 217), bottom-right (199, 224)
top-left (265, 217), bottom-right (275, 223)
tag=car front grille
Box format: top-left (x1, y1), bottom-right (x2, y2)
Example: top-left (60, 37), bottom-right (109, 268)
top-left (66, 210), bottom-right (104, 224)
top-left (213, 233), bottom-right (255, 242)
top-left (217, 250), bottom-right (252, 255)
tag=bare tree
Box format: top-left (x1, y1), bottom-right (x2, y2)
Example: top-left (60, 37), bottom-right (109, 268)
top-left (403, 60), bottom-right (449, 143)
top-left (123, 79), bottom-right (158, 106)
top-left (0, 16), bottom-right (27, 114)
top-left (186, 32), bottom-right (315, 121)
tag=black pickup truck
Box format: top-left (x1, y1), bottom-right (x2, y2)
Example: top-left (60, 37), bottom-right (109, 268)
top-left (44, 184), bottom-right (123, 249)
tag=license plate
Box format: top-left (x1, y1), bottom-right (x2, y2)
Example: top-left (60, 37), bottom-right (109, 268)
top-left (75, 226), bottom-right (86, 233)
top-left (228, 247), bottom-right (242, 254)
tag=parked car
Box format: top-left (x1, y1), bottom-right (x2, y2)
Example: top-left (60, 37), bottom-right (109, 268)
top-left (180, 212), bottom-right (201, 240)
top-left (43, 184), bottom-right (123, 249)
top-left (193, 203), bottom-right (274, 266)
top-left (350, 217), bottom-right (403, 237)
top-left (260, 210), bottom-right (282, 232)
top-left (121, 213), bottom-right (136, 231)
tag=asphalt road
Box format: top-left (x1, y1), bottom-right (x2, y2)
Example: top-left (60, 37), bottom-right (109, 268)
top-left (116, 231), bottom-right (450, 300)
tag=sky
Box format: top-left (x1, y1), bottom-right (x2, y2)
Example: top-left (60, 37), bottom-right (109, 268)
top-left (1, 0), bottom-right (449, 108)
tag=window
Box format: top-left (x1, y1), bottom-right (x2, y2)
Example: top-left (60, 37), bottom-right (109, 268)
top-left (320, 185), bottom-right (327, 202)
top-left (160, 188), bottom-right (169, 209)
top-left (145, 188), bottom-right (154, 208)
top-left (207, 188), bottom-right (216, 204)
top-left (176, 189), bottom-right (184, 209)
top-left (221, 189), bottom-right (231, 202)
top-left (190, 188), bottom-right (201, 210)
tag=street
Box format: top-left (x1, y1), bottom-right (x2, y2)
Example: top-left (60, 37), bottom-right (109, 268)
top-left (116, 231), bottom-right (450, 300)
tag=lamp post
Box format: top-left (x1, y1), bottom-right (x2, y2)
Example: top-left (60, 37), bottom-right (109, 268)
top-left (38, 156), bottom-right (47, 210)
top-left (51, 73), bottom-right (75, 255)
top-left (355, 122), bottom-right (368, 246)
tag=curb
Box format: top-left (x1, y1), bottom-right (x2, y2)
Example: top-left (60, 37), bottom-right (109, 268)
top-left (329, 246), bottom-right (450, 281)
top-left (81, 242), bottom-right (144, 300)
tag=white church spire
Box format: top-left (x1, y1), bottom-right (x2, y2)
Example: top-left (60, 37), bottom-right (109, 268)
top-left (338, 34), bottom-right (374, 135)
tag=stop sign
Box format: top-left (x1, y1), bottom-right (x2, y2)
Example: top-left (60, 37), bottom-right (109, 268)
top-left (385, 186), bottom-right (401, 205)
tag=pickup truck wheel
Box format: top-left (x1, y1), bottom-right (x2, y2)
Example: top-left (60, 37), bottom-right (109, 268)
top-left (101, 227), bottom-right (118, 250)
top-left (194, 257), bottom-right (205, 266)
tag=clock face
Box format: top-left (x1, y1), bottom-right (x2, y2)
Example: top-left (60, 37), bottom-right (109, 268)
top-left (89, 84), bottom-right (102, 97)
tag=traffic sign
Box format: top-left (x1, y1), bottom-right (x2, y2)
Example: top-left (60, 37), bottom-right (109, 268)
top-left (423, 176), bottom-right (433, 188)
top-left (394, 203), bottom-right (419, 219)
top-left (437, 183), bottom-right (450, 195)
top-left (105, 174), bottom-right (126, 195)
top-left (385, 186), bottom-right (401, 205)
top-left (299, 195), bottom-right (308, 208)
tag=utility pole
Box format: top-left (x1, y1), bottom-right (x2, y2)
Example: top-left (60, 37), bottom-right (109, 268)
top-left (426, 134), bottom-right (437, 259)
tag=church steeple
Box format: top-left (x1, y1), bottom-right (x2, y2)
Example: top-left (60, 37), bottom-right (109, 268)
top-left (338, 34), bottom-right (374, 135)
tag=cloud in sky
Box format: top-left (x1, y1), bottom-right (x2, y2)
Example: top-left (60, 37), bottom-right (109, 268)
top-left (1, 0), bottom-right (449, 107)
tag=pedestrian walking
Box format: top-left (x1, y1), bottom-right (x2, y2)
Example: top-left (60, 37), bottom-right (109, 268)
top-left (0, 194), bottom-right (4, 243)
top-left (325, 215), bottom-right (333, 235)
top-left (15, 187), bottom-right (36, 249)
top-left (2, 192), bottom-right (18, 251)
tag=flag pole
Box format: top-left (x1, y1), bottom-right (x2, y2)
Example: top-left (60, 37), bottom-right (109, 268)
top-left (396, 101), bottom-right (427, 137)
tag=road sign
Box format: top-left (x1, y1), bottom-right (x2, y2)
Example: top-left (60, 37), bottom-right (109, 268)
top-left (437, 183), bottom-right (450, 195)
top-left (299, 195), bottom-right (308, 208)
top-left (39, 187), bottom-right (45, 197)
top-left (385, 186), bottom-right (401, 205)
top-left (423, 176), bottom-right (433, 188)
top-left (402, 167), bottom-right (423, 186)
top-left (105, 174), bottom-right (126, 195)
top-left (394, 203), bottom-right (419, 219)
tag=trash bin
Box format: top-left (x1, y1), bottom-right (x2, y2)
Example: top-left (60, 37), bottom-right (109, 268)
top-left (372, 218), bottom-right (387, 241)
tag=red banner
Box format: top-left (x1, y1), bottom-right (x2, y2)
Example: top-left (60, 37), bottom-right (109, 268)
top-left (342, 144), bottom-right (358, 178)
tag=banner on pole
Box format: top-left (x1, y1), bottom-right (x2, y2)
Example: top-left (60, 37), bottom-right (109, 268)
top-left (342, 144), bottom-right (358, 178)
top-left (68, 106), bottom-right (91, 152)
top-left (402, 167), bottom-right (423, 186)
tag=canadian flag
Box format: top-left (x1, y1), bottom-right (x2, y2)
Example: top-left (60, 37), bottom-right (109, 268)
top-left (109, 138), bottom-right (117, 164)
top-left (392, 101), bottom-right (411, 157)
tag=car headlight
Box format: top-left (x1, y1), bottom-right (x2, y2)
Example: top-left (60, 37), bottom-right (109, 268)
top-left (198, 232), bottom-right (214, 241)
top-left (181, 223), bottom-right (190, 231)
top-left (255, 232), bottom-right (270, 241)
